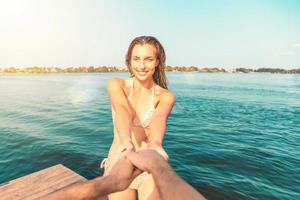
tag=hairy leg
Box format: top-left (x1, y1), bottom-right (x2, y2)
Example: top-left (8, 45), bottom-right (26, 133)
top-left (138, 174), bottom-right (161, 200)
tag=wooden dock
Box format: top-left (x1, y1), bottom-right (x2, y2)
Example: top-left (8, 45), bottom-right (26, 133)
top-left (0, 164), bottom-right (87, 200)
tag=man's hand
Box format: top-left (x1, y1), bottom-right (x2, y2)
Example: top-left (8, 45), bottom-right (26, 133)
top-left (104, 144), bottom-right (133, 175)
top-left (104, 148), bottom-right (141, 192)
top-left (126, 142), bottom-right (167, 173)
top-left (126, 143), bottom-right (207, 200)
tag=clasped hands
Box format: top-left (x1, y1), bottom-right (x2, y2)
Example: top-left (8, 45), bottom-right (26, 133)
top-left (103, 141), bottom-right (168, 192)
top-left (120, 136), bottom-right (169, 160)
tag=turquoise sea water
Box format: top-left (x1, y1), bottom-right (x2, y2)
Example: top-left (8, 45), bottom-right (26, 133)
top-left (0, 73), bottom-right (299, 200)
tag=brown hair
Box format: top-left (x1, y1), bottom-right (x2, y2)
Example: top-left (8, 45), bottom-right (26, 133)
top-left (125, 36), bottom-right (168, 89)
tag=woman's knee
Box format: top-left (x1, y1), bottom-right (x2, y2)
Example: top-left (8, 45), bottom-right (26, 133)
top-left (108, 188), bottom-right (136, 200)
top-left (138, 175), bottom-right (161, 200)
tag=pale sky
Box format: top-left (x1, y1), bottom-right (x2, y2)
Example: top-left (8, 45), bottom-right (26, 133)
top-left (1, 0), bottom-right (300, 69)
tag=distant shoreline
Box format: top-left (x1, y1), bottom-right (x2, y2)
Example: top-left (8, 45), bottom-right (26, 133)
top-left (0, 66), bottom-right (299, 74)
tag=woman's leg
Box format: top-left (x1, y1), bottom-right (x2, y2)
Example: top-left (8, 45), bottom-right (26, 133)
top-left (108, 188), bottom-right (136, 200)
top-left (138, 174), bottom-right (161, 200)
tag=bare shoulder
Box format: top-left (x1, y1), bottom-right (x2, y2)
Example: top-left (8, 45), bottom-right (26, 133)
top-left (107, 77), bottom-right (131, 95)
top-left (155, 85), bottom-right (176, 104)
top-left (107, 77), bottom-right (124, 88)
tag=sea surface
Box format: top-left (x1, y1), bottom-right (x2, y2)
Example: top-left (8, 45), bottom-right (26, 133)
top-left (0, 73), bottom-right (299, 200)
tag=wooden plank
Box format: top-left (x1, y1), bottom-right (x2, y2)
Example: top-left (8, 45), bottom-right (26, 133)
top-left (0, 164), bottom-right (87, 200)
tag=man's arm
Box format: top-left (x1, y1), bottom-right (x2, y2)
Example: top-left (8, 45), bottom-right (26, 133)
top-left (126, 143), bottom-right (206, 200)
top-left (41, 149), bottom-right (140, 200)
top-left (40, 176), bottom-right (114, 200)
top-left (151, 158), bottom-right (205, 200)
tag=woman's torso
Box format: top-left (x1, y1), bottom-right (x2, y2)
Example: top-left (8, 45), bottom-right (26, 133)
top-left (107, 78), bottom-right (160, 160)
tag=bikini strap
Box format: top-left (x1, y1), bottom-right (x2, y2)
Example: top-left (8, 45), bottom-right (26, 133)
top-left (129, 78), bottom-right (134, 97)
top-left (151, 83), bottom-right (155, 108)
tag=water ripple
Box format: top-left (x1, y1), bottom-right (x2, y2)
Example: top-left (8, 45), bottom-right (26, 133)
top-left (0, 73), bottom-right (299, 200)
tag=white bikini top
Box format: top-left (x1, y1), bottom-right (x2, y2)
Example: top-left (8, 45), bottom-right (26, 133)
top-left (128, 78), bottom-right (156, 128)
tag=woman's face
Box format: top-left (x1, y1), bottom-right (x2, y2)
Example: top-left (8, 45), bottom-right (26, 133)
top-left (130, 44), bottom-right (158, 81)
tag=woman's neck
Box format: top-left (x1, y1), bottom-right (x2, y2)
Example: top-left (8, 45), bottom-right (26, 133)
top-left (132, 77), bottom-right (154, 92)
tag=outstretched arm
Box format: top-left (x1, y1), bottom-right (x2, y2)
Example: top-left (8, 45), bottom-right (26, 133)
top-left (149, 91), bottom-right (176, 159)
top-left (40, 176), bottom-right (114, 200)
top-left (151, 158), bottom-right (205, 200)
top-left (41, 149), bottom-right (140, 200)
top-left (126, 143), bottom-right (206, 200)
top-left (107, 78), bottom-right (134, 148)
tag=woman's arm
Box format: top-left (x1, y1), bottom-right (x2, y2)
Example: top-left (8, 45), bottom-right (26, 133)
top-left (107, 78), bottom-right (134, 148)
top-left (148, 91), bottom-right (176, 157)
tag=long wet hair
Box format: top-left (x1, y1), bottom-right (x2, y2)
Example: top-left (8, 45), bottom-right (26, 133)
top-left (125, 36), bottom-right (168, 89)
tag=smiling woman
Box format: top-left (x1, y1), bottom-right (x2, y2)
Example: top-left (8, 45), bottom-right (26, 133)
top-left (130, 44), bottom-right (158, 81)
top-left (102, 36), bottom-right (176, 200)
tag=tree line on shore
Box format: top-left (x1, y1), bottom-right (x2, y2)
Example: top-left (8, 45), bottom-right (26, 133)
top-left (0, 66), bottom-right (299, 74)
top-left (235, 68), bottom-right (300, 74)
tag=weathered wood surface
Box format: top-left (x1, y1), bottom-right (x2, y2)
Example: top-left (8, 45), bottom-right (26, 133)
top-left (0, 164), bottom-right (87, 200)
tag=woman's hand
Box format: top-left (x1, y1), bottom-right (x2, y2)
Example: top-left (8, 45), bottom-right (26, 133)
top-left (120, 136), bottom-right (134, 151)
top-left (149, 141), bottom-right (169, 161)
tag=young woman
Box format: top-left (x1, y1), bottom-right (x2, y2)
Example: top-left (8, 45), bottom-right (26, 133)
top-left (102, 36), bottom-right (176, 200)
